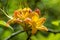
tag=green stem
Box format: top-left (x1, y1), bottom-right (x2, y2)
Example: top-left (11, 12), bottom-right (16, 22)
top-left (27, 33), bottom-right (31, 40)
top-left (0, 8), bottom-right (12, 19)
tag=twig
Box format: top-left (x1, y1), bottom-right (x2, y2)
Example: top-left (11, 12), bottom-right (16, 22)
top-left (6, 30), bottom-right (24, 40)
top-left (48, 29), bottom-right (60, 34)
top-left (27, 34), bottom-right (31, 40)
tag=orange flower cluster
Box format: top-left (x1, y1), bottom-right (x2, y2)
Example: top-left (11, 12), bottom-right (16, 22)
top-left (6, 8), bottom-right (48, 34)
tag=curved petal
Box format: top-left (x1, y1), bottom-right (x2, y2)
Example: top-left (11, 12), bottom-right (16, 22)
top-left (37, 17), bottom-right (46, 26)
top-left (36, 25), bottom-right (48, 31)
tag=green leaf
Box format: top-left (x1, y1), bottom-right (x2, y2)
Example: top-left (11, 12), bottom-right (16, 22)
top-left (0, 29), bottom-right (12, 40)
top-left (0, 27), bottom-right (4, 37)
top-left (31, 35), bottom-right (38, 40)
top-left (0, 20), bottom-right (14, 31)
top-left (0, 20), bottom-right (13, 40)
top-left (9, 32), bottom-right (27, 40)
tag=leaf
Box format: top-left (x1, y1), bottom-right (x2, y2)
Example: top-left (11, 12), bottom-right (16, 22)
top-left (51, 20), bottom-right (60, 26)
top-left (0, 20), bottom-right (13, 40)
top-left (0, 20), bottom-right (14, 31)
top-left (31, 35), bottom-right (38, 40)
top-left (0, 27), bottom-right (4, 36)
top-left (0, 29), bottom-right (12, 40)
top-left (9, 32), bottom-right (27, 40)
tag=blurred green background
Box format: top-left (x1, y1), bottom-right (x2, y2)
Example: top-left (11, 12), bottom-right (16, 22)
top-left (0, 0), bottom-right (60, 40)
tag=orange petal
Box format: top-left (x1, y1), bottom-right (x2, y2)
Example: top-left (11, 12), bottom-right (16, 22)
top-left (6, 19), bottom-right (14, 27)
top-left (14, 10), bottom-right (20, 17)
top-left (24, 18), bottom-right (32, 25)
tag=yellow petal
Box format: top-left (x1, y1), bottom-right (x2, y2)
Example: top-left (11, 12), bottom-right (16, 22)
top-left (23, 8), bottom-right (31, 12)
top-left (27, 8), bottom-right (31, 11)
top-left (31, 26), bottom-right (37, 34)
top-left (32, 15), bottom-right (39, 22)
top-left (36, 25), bottom-right (48, 31)
top-left (24, 12), bottom-right (29, 18)
top-left (37, 17), bottom-right (46, 26)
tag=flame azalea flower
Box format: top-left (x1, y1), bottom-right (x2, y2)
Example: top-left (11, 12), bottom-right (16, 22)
top-left (6, 8), bottom-right (31, 25)
top-left (31, 17), bottom-right (48, 34)
top-left (23, 8), bottom-right (48, 34)
top-left (24, 15), bottom-right (48, 34)
top-left (6, 7), bottom-right (48, 34)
